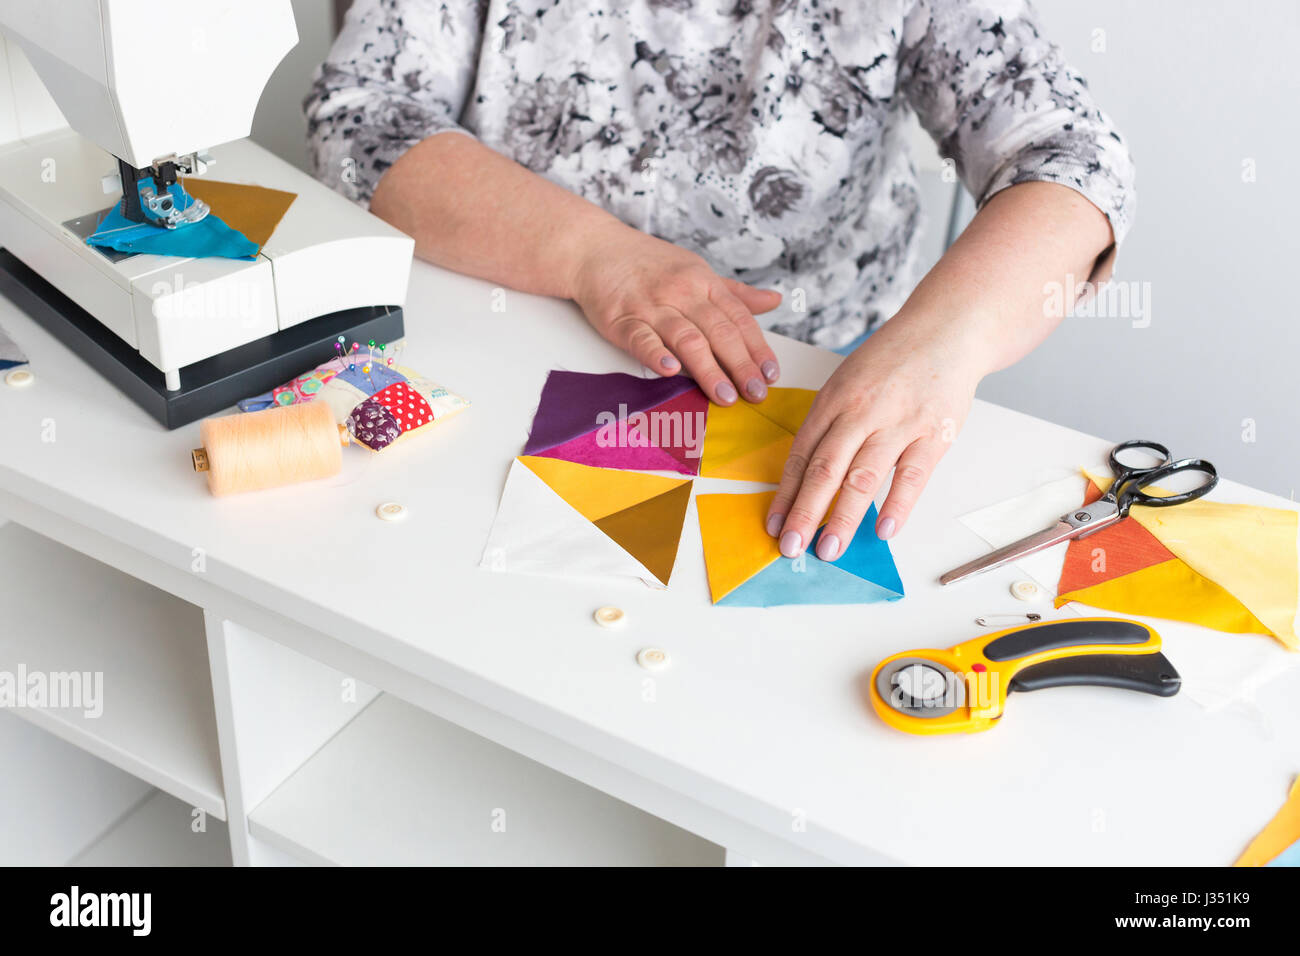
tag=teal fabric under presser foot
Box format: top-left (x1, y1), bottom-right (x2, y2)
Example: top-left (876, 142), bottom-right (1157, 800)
top-left (87, 183), bottom-right (259, 260)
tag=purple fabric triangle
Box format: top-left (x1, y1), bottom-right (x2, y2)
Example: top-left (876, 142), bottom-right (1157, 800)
top-left (523, 371), bottom-right (698, 455)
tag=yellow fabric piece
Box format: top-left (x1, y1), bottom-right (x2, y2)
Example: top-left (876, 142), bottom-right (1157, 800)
top-left (695, 490), bottom-right (782, 602)
top-left (700, 387), bottom-right (817, 483)
top-left (1235, 776), bottom-right (1300, 866)
top-left (1057, 558), bottom-right (1272, 635)
top-left (518, 456), bottom-right (688, 522)
top-left (1083, 468), bottom-right (1299, 649)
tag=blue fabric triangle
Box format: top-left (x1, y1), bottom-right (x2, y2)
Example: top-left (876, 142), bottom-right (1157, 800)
top-left (1266, 838), bottom-right (1300, 867)
top-left (718, 503), bottom-right (904, 607)
top-left (811, 504), bottom-right (904, 598)
top-left (719, 554), bottom-right (900, 607)
top-left (87, 183), bottom-right (258, 260)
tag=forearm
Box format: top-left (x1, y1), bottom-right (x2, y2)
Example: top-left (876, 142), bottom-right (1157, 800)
top-left (879, 181), bottom-right (1115, 378)
top-left (369, 132), bottom-right (625, 300)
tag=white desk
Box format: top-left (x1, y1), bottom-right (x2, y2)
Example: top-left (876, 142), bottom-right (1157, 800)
top-left (1, 259), bottom-right (1297, 866)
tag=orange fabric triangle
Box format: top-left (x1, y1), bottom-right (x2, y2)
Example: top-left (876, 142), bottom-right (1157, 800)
top-left (696, 491), bottom-right (782, 602)
top-left (1058, 512), bottom-right (1178, 593)
top-left (593, 482), bottom-right (692, 586)
top-left (1057, 558), bottom-right (1274, 636)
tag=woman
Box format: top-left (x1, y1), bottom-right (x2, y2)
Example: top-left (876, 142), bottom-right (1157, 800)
top-left (306, 0), bottom-right (1134, 561)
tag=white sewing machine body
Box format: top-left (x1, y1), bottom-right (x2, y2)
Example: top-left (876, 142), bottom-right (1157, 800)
top-left (0, 0), bottom-right (413, 426)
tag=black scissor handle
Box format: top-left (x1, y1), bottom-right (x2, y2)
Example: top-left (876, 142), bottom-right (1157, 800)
top-left (1108, 439), bottom-right (1172, 475)
top-left (1117, 457), bottom-right (1218, 514)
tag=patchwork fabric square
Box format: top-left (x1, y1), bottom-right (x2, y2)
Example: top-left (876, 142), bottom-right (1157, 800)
top-left (1056, 470), bottom-right (1298, 649)
top-left (523, 370), bottom-right (708, 475)
top-left (482, 456), bottom-right (692, 589)
top-left (697, 490), bottom-right (903, 606)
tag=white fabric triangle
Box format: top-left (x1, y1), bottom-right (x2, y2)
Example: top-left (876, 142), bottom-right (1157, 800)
top-left (480, 458), bottom-right (662, 588)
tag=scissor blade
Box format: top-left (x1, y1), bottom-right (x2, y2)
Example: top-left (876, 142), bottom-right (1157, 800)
top-left (939, 521), bottom-right (1077, 586)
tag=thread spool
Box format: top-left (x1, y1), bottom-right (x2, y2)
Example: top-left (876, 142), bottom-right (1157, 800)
top-left (192, 401), bottom-right (348, 496)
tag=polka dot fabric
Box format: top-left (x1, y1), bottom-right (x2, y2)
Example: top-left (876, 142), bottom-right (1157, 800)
top-left (371, 381), bottom-right (434, 434)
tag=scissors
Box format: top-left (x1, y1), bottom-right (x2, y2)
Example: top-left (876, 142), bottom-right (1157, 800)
top-left (870, 617), bottom-right (1180, 735)
top-left (940, 440), bottom-right (1218, 586)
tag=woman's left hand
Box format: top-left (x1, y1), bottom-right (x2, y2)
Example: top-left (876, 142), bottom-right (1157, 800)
top-left (764, 316), bottom-right (983, 560)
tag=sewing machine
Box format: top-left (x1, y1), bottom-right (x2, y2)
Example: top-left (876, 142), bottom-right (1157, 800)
top-left (0, 0), bottom-right (413, 427)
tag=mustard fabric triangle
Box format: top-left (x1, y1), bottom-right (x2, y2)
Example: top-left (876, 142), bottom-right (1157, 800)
top-left (593, 482), bottom-right (692, 586)
top-left (1236, 775), bottom-right (1300, 866)
top-left (519, 456), bottom-right (688, 522)
top-left (700, 387), bottom-right (817, 483)
top-left (1057, 557), bottom-right (1273, 636)
top-left (696, 490), bottom-right (782, 602)
top-left (1083, 469), bottom-right (1299, 649)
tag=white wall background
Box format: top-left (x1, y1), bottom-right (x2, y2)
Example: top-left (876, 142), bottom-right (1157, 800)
top-left (976, 0), bottom-right (1300, 497)
top-left (254, 0), bottom-right (1300, 497)
top-left (251, 0), bottom-right (337, 172)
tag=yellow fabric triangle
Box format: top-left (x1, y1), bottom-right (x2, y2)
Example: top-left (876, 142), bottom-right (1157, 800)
top-left (518, 456), bottom-right (688, 522)
top-left (700, 387), bottom-right (817, 483)
top-left (1083, 468), bottom-right (1299, 649)
top-left (1056, 557), bottom-right (1274, 635)
top-left (752, 387), bottom-right (817, 433)
top-left (696, 491), bottom-right (782, 602)
top-left (700, 403), bottom-right (792, 477)
top-left (1235, 775), bottom-right (1300, 866)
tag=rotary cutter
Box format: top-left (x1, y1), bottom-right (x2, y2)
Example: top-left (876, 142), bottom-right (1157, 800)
top-left (870, 617), bottom-right (1180, 735)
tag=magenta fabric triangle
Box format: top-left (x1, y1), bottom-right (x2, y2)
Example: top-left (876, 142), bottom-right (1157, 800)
top-left (533, 429), bottom-right (686, 472)
top-left (522, 370), bottom-right (706, 474)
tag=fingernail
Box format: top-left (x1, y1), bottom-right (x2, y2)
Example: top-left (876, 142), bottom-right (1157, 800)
top-left (765, 513), bottom-right (784, 537)
top-left (877, 517), bottom-right (896, 540)
top-left (780, 530), bottom-right (802, 558)
top-left (715, 381), bottom-right (738, 404)
top-left (761, 360), bottom-right (780, 383)
top-left (816, 533), bottom-right (841, 561)
top-left (745, 377), bottom-right (767, 401)
top-left (660, 355), bottom-right (679, 370)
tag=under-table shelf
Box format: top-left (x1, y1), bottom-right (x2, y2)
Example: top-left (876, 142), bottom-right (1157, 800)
top-left (69, 790), bottom-right (232, 866)
top-left (248, 694), bottom-right (723, 866)
top-left (0, 521), bottom-right (226, 818)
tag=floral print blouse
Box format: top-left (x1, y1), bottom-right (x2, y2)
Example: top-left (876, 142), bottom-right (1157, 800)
top-left (306, 0), bottom-right (1136, 349)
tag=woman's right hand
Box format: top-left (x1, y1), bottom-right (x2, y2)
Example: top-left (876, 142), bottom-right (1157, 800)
top-left (569, 222), bottom-right (783, 405)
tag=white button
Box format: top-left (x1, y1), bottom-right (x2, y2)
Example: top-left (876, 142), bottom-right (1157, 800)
top-left (5, 369), bottom-right (33, 388)
top-left (636, 647), bottom-right (670, 672)
top-left (593, 606), bottom-right (626, 628)
top-left (375, 502), bottom-right (407, 522)
top-left (1011, 580), bottom-right (1040, 601)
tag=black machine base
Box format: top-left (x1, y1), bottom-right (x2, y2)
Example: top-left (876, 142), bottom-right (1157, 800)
top-left (0, 248), bottom-right (405, 430)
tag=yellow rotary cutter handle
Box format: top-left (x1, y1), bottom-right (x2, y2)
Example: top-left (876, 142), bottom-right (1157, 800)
top-left (870, 618), bottom-right (1180, 735)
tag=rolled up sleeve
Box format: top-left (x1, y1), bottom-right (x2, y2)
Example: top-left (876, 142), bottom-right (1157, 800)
top-left (304, 0), bottom-right (485, 207)
top-left (899, 0), bottom-right (1136, 256)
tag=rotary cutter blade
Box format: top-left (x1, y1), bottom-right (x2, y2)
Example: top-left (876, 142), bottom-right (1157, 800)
top-left (870, 617), bottom-right (1181, 735)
